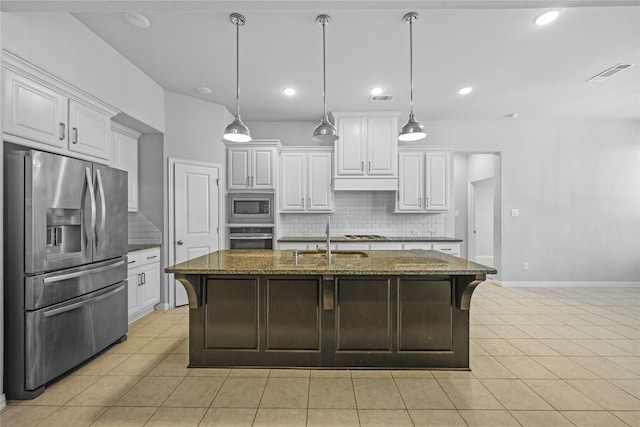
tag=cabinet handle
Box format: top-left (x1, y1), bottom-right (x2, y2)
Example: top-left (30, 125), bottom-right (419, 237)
top-left (128, 260), bottom-right (136, 264)
top-left (58, 123), bottom-right (65, 140)
top-left (137, 273), bottom-right (142, 286)
top-left (251, 176), bottom-right (254, 187)
top-left (246, 176), bottom-right (249, 187)
top-left (361, 161), bottom-right (364, 171)
top-left (308, 197), bottom-right (311, 208)
top-left (71, 127), bottom-right (78, 144)
top-left (368, 161), bottom-right (371, 172)
top-left (301, 197), bottom-right (305, 208)
top-left (419, 197), bottom-right (422, 207)
top-left (440, 248), bottom-right (451, 251)
top-left (426, 197), bottom-right (429, 207)
top-left (146, 255), bottom-right (157, 260)
top-left (142, 272), bottom-right (146, 285)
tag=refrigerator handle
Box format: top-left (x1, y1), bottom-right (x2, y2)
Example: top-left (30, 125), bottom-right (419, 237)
top-left (84, 167), bottom-right (97, 252)
top-left (95, 169), bottom-right (107, 252)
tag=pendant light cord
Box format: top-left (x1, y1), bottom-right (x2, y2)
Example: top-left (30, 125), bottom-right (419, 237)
top-left (322, 20), bottom-right (328, 119)
top-left (235, 19), bottom-right (241, 117)
top-left (409, 17), bottom-right (414, 118)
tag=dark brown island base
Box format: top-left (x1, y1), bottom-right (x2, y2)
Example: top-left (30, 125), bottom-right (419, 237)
top-left (165, 249), bottom-right (497, 370)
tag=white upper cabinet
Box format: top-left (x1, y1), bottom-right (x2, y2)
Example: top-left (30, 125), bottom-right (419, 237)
top-left (333, 112), bottom-right (400, 190)
top-left (397, 147), bottom-right (452, 213)
top-left (226, 140), bottom-right (281, 191)
top-left (280, 148), bottom-right (333, 213)
top-left (112, 123), bottom-right (141, 212)
top-left (68, 99), bottom-right (111, 160)
top-left (3, 68), bottom-right (67, 148)
top-left (2, 52), bottom-right (119, 163)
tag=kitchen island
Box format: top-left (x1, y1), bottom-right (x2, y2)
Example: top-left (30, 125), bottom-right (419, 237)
top-left (165, 249), bottom-right (496, 369)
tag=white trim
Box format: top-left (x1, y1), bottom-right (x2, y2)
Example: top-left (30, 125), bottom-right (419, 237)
top-left (494, 280), bottom-right (640, 288)
top-left (167, 157), bottom-right (222, 309)
top-left (0, 393), bottom-right (6, 411)
top-left (154, 302), bottom-right (171, 311)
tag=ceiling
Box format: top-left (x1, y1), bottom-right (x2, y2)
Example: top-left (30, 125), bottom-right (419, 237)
top-left (3, 1), bottom-right (640, 122)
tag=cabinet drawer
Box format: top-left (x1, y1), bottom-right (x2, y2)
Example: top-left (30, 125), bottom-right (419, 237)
top-left (433, 243), bottom-right (460, 256)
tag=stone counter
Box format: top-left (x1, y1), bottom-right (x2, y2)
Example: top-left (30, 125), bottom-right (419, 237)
top-left (164, 249), bottom-right (494, 277)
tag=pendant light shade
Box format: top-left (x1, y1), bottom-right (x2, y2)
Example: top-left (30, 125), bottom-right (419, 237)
top-left (313, 14), bottom-right (338, 143)
top-left (399, 12), bottom-right (426, 142)
top-left (224, 13), bottom-right (251, 143)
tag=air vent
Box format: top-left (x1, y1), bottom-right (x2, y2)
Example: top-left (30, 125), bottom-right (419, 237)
top-left (587, 63), bottom-right (634, 82)
top-left (370, 95), bottom-right (394, 101)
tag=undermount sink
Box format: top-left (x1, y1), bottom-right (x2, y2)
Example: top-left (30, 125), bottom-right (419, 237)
top-left (297, 250), bottom-right (369, 259)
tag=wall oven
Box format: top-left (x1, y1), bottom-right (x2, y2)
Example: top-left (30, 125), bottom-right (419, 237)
top-left (228, 193), bottom-right (273, 223)
top-left (228, 226), bottom-right (274, 250)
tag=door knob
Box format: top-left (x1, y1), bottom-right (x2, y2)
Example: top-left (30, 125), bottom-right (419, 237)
top-left (177, 240), bottom-right (184, 245)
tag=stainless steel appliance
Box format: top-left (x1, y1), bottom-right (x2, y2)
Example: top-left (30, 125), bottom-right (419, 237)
top-left (228, 193), bottom-right (273, 223)
top-left (4, 149), bottom-right (128, 399)
top-left (228, 226), bottom-right (274, 249)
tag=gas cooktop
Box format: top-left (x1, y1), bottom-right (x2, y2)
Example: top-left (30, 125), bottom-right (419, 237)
top-left (344, 234), bottom-right (388, 240)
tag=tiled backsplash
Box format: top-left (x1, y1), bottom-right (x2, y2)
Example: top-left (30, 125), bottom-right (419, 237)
top-left (280, 191), bottom-right (444, 237)
top-left (128, 212), bottom-right (162, 244)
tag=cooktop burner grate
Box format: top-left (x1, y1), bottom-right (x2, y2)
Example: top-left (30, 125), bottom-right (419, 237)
top-left (344, 234), bottom-right (388, 240)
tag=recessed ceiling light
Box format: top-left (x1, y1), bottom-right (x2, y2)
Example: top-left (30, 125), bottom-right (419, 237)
top-left (534, 10), bottom-right (560, 26)
top-left (370, 87), bottom-right (384, 96)
top-left (196, 86), bottom-right (212, 95)
top-left (457, 87), bottom-right (473, 95)
top-left (282, 87), bottom-right (296, 96)
top-left (123, 12), bottom-right (150, 29)
top-left (504, 112), bottom-right (520, 119)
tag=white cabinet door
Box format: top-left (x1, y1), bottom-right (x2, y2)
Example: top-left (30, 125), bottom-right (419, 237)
top-left (68, 99), bottom-right (111, 160)
top-left (3, 68), bottom-right (67, 148)
top-left (112, 127), bottom-right (139, 212)
top-left (425, 151), bottom-right (450, 211)
top-left (337, 117), bottom-right (367, 175)
top-left (397, 152), bottom-right (424, 211)
top-left (126, 254), bottom-right (140, 317)
top-left (433, 243), bottom-right (460, 256)
top-left (367, 117), bottom-right (396, 176)
top-left (280, 153), bottom-right (306, 211)
top-left (307, 152), bottom-right (333, 211)
top-left (227, 147), bottom-right (251, 189)
top-left (252, 147), bottom-right (275, 189)
top-left (139, 259), bottom-right (161, 308)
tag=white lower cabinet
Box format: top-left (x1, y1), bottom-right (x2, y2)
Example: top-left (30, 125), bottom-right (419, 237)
top-left (127, 248), bottom-right (161, 323)
top-left (433, 243), bottom-right (461, 257)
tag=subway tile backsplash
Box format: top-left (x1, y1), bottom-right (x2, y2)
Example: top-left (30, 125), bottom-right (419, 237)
top-left (279, 191), bottom-right (444, 237)
top-left (128, 212), bottom-right (162, 245)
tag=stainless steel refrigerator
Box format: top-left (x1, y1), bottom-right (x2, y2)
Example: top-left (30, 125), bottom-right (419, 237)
top-left (4, 149), bottom-right (128, 399)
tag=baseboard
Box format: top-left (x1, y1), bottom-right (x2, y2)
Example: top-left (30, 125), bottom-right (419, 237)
top-left (0, 393), bottom-right (6, 411)
top-left (154, 302), bottom-right (171, 311)
top-left (493, 280), bottom-right (640, 288)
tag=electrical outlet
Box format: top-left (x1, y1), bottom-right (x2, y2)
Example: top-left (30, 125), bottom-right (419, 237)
top-left (523, 262), bottom-right (529, 270)
top-left (511, 209), bottom-right (520, 217)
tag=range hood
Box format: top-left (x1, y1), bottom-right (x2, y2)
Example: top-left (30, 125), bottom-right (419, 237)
top-left (333, 176), bottom-right (398, 191)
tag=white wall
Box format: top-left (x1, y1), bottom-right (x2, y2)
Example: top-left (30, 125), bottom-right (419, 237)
top-left (248, 121), bottom-right (323, 147)
top-left (1, 12), bottom-right (165, 133)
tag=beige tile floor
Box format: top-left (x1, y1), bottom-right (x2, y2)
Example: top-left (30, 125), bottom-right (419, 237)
top-left (1, 283), bottom-right (639, 426)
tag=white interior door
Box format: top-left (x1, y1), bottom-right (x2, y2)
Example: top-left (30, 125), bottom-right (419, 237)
top-left (173, 161), bottom-right (220, 306)
top-left (474, 178), bottom-right (494, 267)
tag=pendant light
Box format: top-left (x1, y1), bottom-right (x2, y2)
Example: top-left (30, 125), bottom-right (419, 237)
top-left (398, 12), bottom-right (426, 142)
top-left (312, 14), bottom-right (338, 143)
top-left (224, 13), bottom-right (251, 142)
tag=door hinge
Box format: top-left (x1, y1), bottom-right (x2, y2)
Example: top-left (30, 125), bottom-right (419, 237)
top-left (216, 178), bottom-right (219, 186)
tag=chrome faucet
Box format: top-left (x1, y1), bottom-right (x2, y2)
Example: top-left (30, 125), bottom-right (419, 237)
top-left (326, 216), bottom-right (331, 263)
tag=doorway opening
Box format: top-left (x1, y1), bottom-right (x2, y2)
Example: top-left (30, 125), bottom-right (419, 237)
top-left (454, 153), bottom-right (501, 280)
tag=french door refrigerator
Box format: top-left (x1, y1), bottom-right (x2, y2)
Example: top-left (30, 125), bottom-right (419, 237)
top-left (4, 149), bottom-right (128, 399)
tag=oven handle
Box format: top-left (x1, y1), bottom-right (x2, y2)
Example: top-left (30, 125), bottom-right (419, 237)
top-left (43, 260), bottom-right (125, 284)
top-left (228, 236), bottom-right (273, 240)
top-left (43, 284), bottom-right (125, 318)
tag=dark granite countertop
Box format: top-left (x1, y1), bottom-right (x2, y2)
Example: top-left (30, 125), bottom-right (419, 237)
top-left (165, 249), bottom-right (495, 276)
top-left (128, 243), bottom-right (161, 253)
top-left (278, 236), bottom-right (463, 243)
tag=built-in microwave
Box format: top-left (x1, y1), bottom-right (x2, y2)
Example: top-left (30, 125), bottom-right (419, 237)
top-left (228, 193), bottom-right (274, 223)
